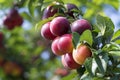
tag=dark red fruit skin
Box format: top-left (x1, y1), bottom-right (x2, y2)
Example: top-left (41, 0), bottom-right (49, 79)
top-left (61, 53), bottom-right (80, 69)
top-left (3, 8), bottom-right (23, 30)
top-left (41, 22), bottom-right (56, 40)
top-left (50, 17), bottom-right (70, 36)
top-left (15, 15), bottom-right (23, 26)
top-left (8, 8), bottom-right (19, 17)
top-left (3, 17), bottom-right (15, 30)
top-left (42, 5), bottom-right (58, 20)
top-left (71, 19), bottom-right (92, 34)
top-left (66, 3), bottom-right (78, 18)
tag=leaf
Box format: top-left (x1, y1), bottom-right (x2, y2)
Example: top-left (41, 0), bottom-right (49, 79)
top-left (54, 0), bottom-right (64, 4)
top-left (111, 29), bottom-right (120, 40)
top-left (28, 0), bottom-right (35, 16)
top-left (80, 30), bottom-right (93, 46)
top-left (81, 73), bottom-right (93, 80)
top-left (61, 71), bottom-right (78, 80)
top-left (84, 57), bottom-right (93, 76)
top-left (93, 52), bottom-right (105, 75)
top-left (92, 59), bottom-right (98, 75)
top-left (111, 29), bottom-right (120, 44)
top-left (35, 14), bottom-right (59, 31)
top-left (72, 32), bottom-right (80, 48)
top-left (77, 66), bottom-right (86, 77)
top-left (96, 15), bottom-right (114, 41)
top-left (109, 50), bottom-right (120, 57)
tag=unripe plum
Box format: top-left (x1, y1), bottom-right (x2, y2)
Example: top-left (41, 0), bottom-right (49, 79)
top-left (73, 44), bottom-right (92, 65)
top-left (61, 53), bottom-right (80, 69)
top-left (50, 17), bottom-right (70, 36)
top-left (58, 34), bottom-right (73, 53)
top-left (42, 5), bottom-right (58, 19)
top-left (41, 22), bottom-right (56, 40)
top-left (51, 37), bottom-right (64, 55)
top-left (71, 19), bottom-right (91, 34)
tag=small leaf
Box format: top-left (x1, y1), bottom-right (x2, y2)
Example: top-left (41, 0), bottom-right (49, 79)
top-left (80, 30), bottom-right (93, 46)
top-left (61, 71), bottom-right (78, 80)
top-left (84, 57), bottom-right (93, 76)
top-left (72, 32), bottom-right (80, 48)
top-left (111, 29), bottom-right (120, 41)
top-left (81, 72), bottom-right (93, 80)
top-left (54, 0), bottom-right (64, 4)
top-left (93, 52), bottom-right (105, 75)
top-left (96, 15), bottom-right (114, 42)
top-left (77, 66), bottom-right (86, 77)
top-left (35, 14), bottom-right (59, 31)
top-left (109, 50), bottom-right (120, 56)
top-left (28, 0), bottom-right (35, 16)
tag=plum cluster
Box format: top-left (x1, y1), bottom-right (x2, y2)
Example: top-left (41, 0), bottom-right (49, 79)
top-left (41, 3), bottom-right (92, 69)
top-left (3, 8), bottom-right (23, 30)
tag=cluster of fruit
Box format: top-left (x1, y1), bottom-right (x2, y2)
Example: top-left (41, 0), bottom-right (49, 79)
top-left (41, 3), bottom-right (92, 69)
top-left (3, 8), bottom-right (23, 30)
top-left (0, 57), bottom-right (23, 77)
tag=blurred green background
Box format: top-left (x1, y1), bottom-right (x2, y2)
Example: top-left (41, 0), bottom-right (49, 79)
top-left (0, 0), bottom-right (120, 80)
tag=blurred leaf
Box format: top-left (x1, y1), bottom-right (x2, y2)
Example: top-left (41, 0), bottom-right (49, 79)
top-left (111, 29), bottom-right (120, 41)
top-left (84, 57), bottom-right (93, 76)
top-left (111, 29), bottom-right (120, 44)
top-left (72, 32), bottom-right (80, 48)
top-left (93, 52), bottom-right (105, 75)
top-left (109, 50), bottom-right (120, 57)
top-left (80, 30), bottom-right (93, 46)
top-left (28, 0), bottom-right (35, 16)
top-left (96, 15), bottom-right (114, 42)
top-left (81, 73), bottom-right (93, 80)
top-left (77, 67), bottom-right (86, 77)
top-left (61, 71), bottom-right (78, 80)
top-left (54, 0), bottom-right (64, 4)
top-left (92, 59), bottom-right (98, 75)
top-left (35, 13), bottom-right (62, 31)
top-left (21, 12), bottom-right (32, 21)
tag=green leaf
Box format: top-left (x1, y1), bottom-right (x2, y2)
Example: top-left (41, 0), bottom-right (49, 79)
top-left (96, 15), bottom-right (114, 41)
top-left (80, 30), bottom-right (93, 46)
top-left (84, 57), bottom-right (93, 76)
top-left (35, 14), bottom-right (59, 31)
top-left (109, 50), bottom-right (120, 57)
top-left (77, 66), bottom-right (86, 77)
top-left (72, 32), bottom-right (80, 48)
top-left (61, 71), bottom-right (78, 80)
top-left (54, 0), bottom-right (64, 4)
top-left (93, 52), bottom-right (105, 75)
top-left (28, 0), bottom-right (35, 16)
top-left (111, 29), bottom-right (120, 41)
top-left (81, 73), bottom-right (93, 80)
top-left (111, 29), bottom-right (120, 44)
